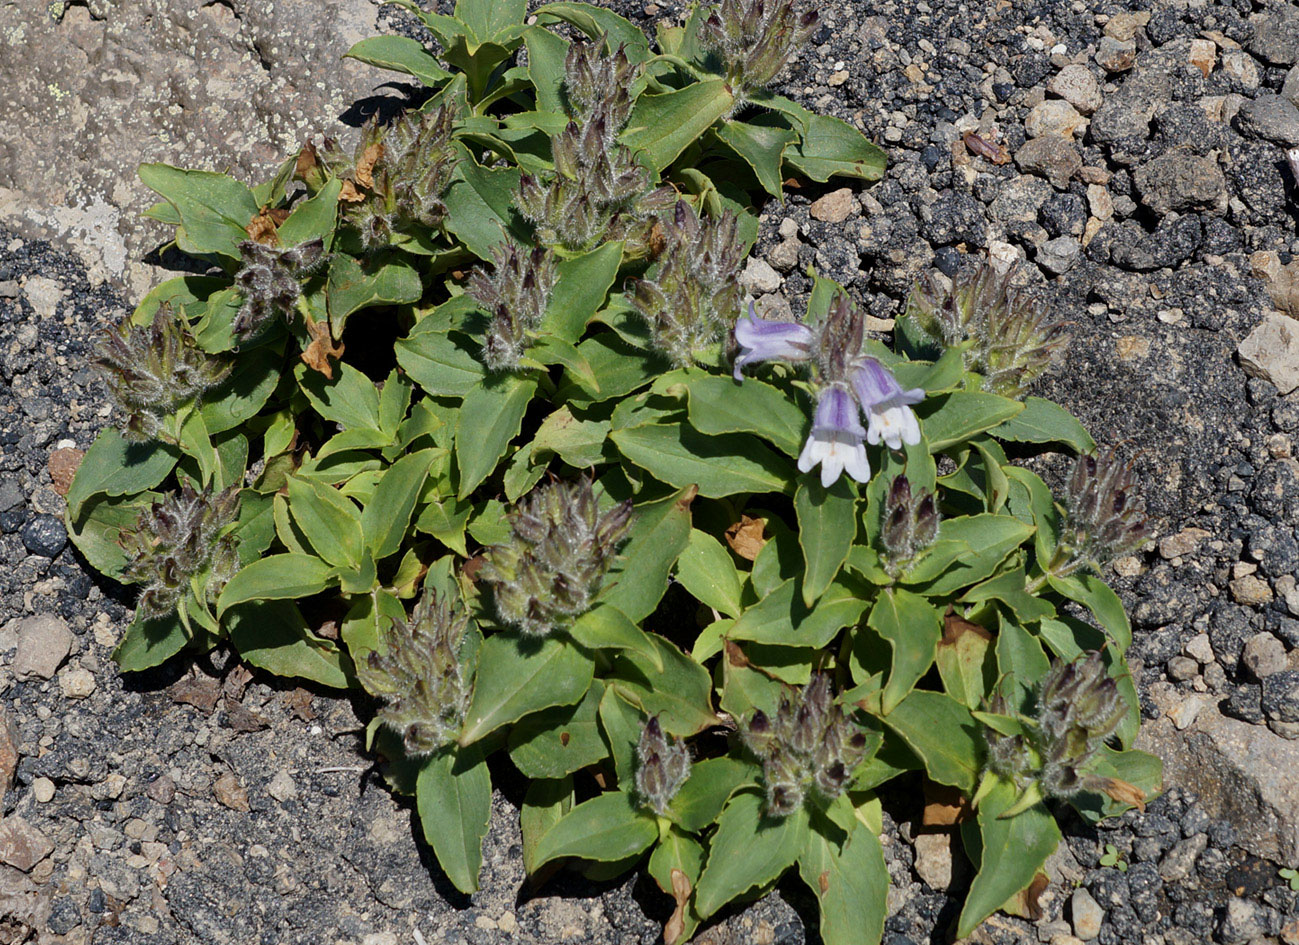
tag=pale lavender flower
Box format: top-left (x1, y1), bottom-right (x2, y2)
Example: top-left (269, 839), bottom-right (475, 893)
top-left (732, 301), bottom-right (813, 380)
top-left (851, 357), bottom-right (924, 451)
top-left (797, 387), bottom-right (870, 488)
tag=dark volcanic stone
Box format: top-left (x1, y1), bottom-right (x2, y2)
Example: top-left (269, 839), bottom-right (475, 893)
top-left (1260, 670), bottom-right (1299, 722)
top-left (20, 514), bottom-right (66, 558)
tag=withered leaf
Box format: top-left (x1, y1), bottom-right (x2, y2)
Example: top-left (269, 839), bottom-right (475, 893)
top-left (245, 209), bottom-right (281, 246)
top-left (170, 676), bottom-right (220, 713)
top-left (1002, 871), bottom-right (1049, 921)
top-left (354, 141), bottom-right (384, 190)
top-left (724, 639), bottom-right (749, 668)
top-left (725, 514), bottom-right (767, 561)
top-left (283, 688), bottom-right (316, 722)
top-left (664, 868), bottom-right (693, 945)
top-left (922, 779), bottom-right (973, 826)
top-left (222, 697), bottom-right (269, 733)
top-left (221, 664), bottom-right (254, 701)
top-left (941, 607), bottom-right (994, 647)
top-left (338, 179), bottom-right (367, 203)
top-left (300, 318), bottom-right (345, 379)
top-left (47, 446), bottom-right (83, 497)
top-left (1096, 776), bottom-right (1147, 812)
top-left (294, 142), bottom-right (320, 181)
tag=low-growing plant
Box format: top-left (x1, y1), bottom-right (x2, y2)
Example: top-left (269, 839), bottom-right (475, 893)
top-left (64, 1), bottom-right (1161, 942)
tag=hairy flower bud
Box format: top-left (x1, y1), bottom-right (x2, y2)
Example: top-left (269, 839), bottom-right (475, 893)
top-left (698, 0), bottom-right (818, 103)
top-left (480, 477), bottom-right (635, 636)
top-left (564, 37), bottom-right (640, 138)
top-left (232, 237), bottom-right (327, 341)
top-left (467, 242), bottom-right (558, 372)
top-left (355, 588), bottom-right (473, 758)
top-left (1059, 449), bottom-right (1152, 572)
top-left (634, 716), bottom-right (692, 815)
top-left (880, 475), bottom-right (942, 576)
top-left (905, 260), bottom-right (1069, 399)
top-left (119, 484), bottom-right (241, 620)
top-left (627, 201), bottom-right (746, 365)
top-left (741, 674), bottom-right (870, 817)
top-left (93, 306), bottom-right (234, 443)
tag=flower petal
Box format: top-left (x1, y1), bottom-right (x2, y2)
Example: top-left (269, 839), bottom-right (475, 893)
top-left (732, 303), bottom-right (815, 380)
top-left (851, 357), bottom-right (924, 409)
top-left (811, 386), bottom-right (865, 437)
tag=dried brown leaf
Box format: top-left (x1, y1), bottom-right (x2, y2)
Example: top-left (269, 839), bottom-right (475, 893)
top-left (170, 676), bottom-right (220, 713)
top-left (245, 209), bottom-right (281, 246)
top-left (283, 688), bottom-right (316, 722)
top-left (725, 515), bottom-right (767, 561)
top-left (940, 607), bottom-right (994, 647)
top-left (300, 318), bottom-right (344, 379)
top-left (338, 179), bottom-right (367, 203)
top-left (1002, 871), bottom-right (1049, 920)
top-left (354, 142), bottom-right (384, 190)
top-left (664, 868), bottom-right (693, 945)
top-left (921, 779), bottom-right (972, 826)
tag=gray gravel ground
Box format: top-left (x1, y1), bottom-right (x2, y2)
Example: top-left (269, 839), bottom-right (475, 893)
top-left (5, 0), bottom-right (1299, 943)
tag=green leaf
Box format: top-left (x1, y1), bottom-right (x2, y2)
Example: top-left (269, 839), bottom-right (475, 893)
top-left (344, 35), bottom-right (452, 85)
top-left (131, 274), bottom-right (227, 325)
top-left (600, 487), bottom-right (694, 622)
top-left (455, 0), bottom-right (526, 40)
top-left (530, 406), bottom-right (610, 469)
top-left (568, 606), bottom-right (664, 671)
top-left (508, 684), bottom-right (608, 778)
top-left (443, 153), bottom-right (525, 258)
top-left (521, 777), bottom-right (574, 874)
top-left (459, 634), bottom-right (594, 745)
top-left (608, 635), bottom-right (717, 737)
top-left (1005, 466), bottom-right (1060, 564)
top-left (957, 777), bottom-right (1061, 939)
top-left (879, 689), bottom-right (982, 793)
top-left (416, 745), bottom-right (492, 894)
top-left (920, 392), bottom-right (1025, 453)
top-left (784, 113), bottom-right (887, 183)
top-left (990, 397), bottom-right (1095, 453)
top-left (868, 588), bottom-right (942, 714)
top-left (598, 683), bottom-right (644, 784)
top-left (198, 348), bottom-right (281, 436)
top-left (326, 251), bottom-right (423, 336)
top-left (668, 757), bottom-right (756, 832)
top-left (936, 613), bottom-right (997, 710)
top-left (694, 791), bottom-right (808, 919)
top-left (67, 492), bottom-right (158, 579)
top-left (362, 449), bottom-right (435, 560)
top-left (908, 514), bottom-right (1035, 596)
top-left (715, 119), bottom-right (796, 198)
top-left (962, 567), bottom-right (1056, 624)
top-left (611, 423), bottom-right (792, 499)
top-left (396, 326), bottom-right (489, 398)
top-left (277, 177), bottom-right (342, 248)
top-left (225, 599), bottom-right (349, 688)
top-left (559, 332), bottom-right (661, 404)
top-left (995, 619), bottom-right (1052, 714)
top-left (66, 429), bottom-right (178, 520)
top-left (676, 529), bottom-right (744, 619)
top-left (531, 791), bottom-right (658, 870)
top-left (685, 374), bottom-right (806, 458)
top-left (534, 2), bottom-right (651, 61)
top-left (296, 362), bottom-right (382, 432)
top-left (798, 819), bottom-right (888, 945)
top-left (1048, 572), bottom-right (1132, 652)
top-left (113, 611), bottom-right (189, 673)
top-left (1073, 747), bottom-right (1163, 823)
top-left (621, 79), bottom-right (736, 172)
top-left (795, 479), bottom-right (857, 606)
top-left (286, 475), bottom-right (365, 569)
top-left (455, 375), bottom-right (537, 498)
top-left (217, 553), bottom-right (336, 615)
top-left (138, 163), bottom-right (259, 259)
top-left (729, 577), bottom-right (869, 648)
top-left (523, 25), bottom-right (568, 112)
top-left (340, 588), bottom-right (407, 668)
top-left (541, 241), bottom-right (624, 343)
top-left (648, 824), bottom-right (705, 903)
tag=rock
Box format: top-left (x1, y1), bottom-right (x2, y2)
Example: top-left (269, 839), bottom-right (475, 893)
top-left (919, 191), bottom-right (985, 246)
top-left (1091, 70), bottom-right (1170, 157)
top-left (1284, 65), bottom-right (1299, 106)
top-left (1230, 573), bottom-right (1274, 605)
top-left (1159, 527), bottom-right (1210, 559)
top-left (1220, 897), bottom-right (1273, 945)
top-left (1048, 64), bottom-right (1102, 114)
top-left (1247, 7), bottom-right (1299, 66)
top-left (1262, 671), bottom-right (1299, 722)
top-left (19, 514), bottom-right (66, 558)
top-left (1166, 656), bottom-right (1199, 682)
top-left (1188, 38), bottom-right (1217, 78)
top-left (1071, 886), bottom-right (1104, 940)
top-left (1185, 633), bottom-right (1215, 664)
top-left (1096, 36), bottom-right (1137, 73)
top-left (31, 778), bottom-right (54, 804)
top-left (1250, 251), bottom-right (1299, 319)
top-left (1014, 136), bottom-right (1082, 189)
top-left (1168, 695), bottom-right (1205, 731)
top-left (1158, 833), bottom-right (1207, 883)
top-left (767, 238), bottom-right (801, 272)
top-left (1024, 99), bottom-right (1084, 138)
top-left (59, 666), bottom-right (96, 699)
top-left (268, 769), bottom-right (297, 803)
top-left (1108, 215), bottom-right (1201, 271)
top-left (0, 481), bottom-right (22, 512)
top-left (46, 447), bottom-right (83, 498)
top-left (20, 276), bottom-right (63, 320)
top-left (0, 819), bottom-right (53, 872)
top-left (0, 709), bottom-right (14, 809)
top-left (0, 866), bottom-right (50, 939)
top-left (810, 188), bottom-right (856, 223)
top-left (1235, 94), bottom-right (1299, 147)
top-left (214, 770), bottom-right (251, 812)
top-left (1132, 152), bottom-right (1227, 216)
top-left (1037, 237), bottom-right (1081, 275)
top-left (777, 218), bottom-right (799, 239)
top-left (1104, 11), bottom-right (1150, 42)
top-left (1238, 314), bottom-right (1299, 395)
top-left (1221, 49), bottom-right (1261, 90)
top-left (912, 831), bottom-right (953, 890)
top-left (741, 258), bottom-right (782, 294)
top-left (1243, 632), bottom-right (1289, 679)
top-left (11, 614), bottom-right (73, 681)
top-left (145, 774), bottom-right (176, 806)
top-left (990, 177), bottom-right (1054, 224)
top-left (1138, 710), bottom-right (1299, 861)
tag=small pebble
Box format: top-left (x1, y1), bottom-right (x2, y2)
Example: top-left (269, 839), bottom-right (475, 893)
top-left (31, 778), bottom-right (54, 803)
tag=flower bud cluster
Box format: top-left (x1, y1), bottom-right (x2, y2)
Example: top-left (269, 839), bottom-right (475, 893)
top-left (94, 306), bottom-right (234, 443)
top-left (480, 477), bottom-right (635, 637)
top-left (905, 261), bottom-right (1069, 399)
top-left (120, 484), bottom-right (241, 620)
top-left (516, 39), bottom-right (674, 257)
top-left (232, 237), bottom-right (327, 341)
top-left (984, 652), bottom-right (1128, 800)
top-left (319, 104), bottom-right (458, 251)
top-left (627, 201), bottom-right (746, 366)
top-left (1059, 449), bottom-right (1152, 573)
top-left (742, 674), bottom-right (870, 817)
top-left (880, 475), bottom-right (940, 577)
top-left (699, 0), bottom-right (818, 103)
top-left (634, 716), bottom-right (692, 815)
top-left (467, 241), bottom-right (558, 372)
top-left (355, 589), bottom-right (473, 758)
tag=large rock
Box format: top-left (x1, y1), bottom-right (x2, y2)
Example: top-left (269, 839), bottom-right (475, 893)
top-left (1132, 152), bottom-right (1227, 216)
top-left (1238, 313), bottom-right (1299, 395)
top-left (1247, 7), bottom-right (1299, 66)
top-left (1138, 710), bottom-right (1299, 862)
top-left (0, 0), bottom-right (388, 294)
top-left (1235, 94), bottom-right (1299, 147)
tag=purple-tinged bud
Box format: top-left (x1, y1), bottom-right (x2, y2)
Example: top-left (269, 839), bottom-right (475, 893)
top-left (635, 715), bottom-right (692, 815)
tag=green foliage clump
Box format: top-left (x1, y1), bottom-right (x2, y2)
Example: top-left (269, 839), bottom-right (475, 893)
top-left (65, 2), bottom-right (1159, 943)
